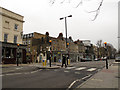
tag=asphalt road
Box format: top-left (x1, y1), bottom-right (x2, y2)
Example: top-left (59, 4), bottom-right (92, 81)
top-left (2, 59), bottom-right (115, 88)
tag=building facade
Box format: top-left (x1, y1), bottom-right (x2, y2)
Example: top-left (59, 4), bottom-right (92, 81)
top-left (0, 7), bottom-right (26, 64)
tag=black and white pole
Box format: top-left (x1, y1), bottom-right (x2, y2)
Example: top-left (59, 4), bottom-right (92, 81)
top-left (49, 40), bottom-right (52, 67)
top-left (17, 44), bottom-right (20, 66)
top-left (104, 42), bottom-right (108, 69)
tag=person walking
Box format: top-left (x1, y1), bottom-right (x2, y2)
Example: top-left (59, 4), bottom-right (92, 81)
top-left (61, 55), bottom-right (67, 68)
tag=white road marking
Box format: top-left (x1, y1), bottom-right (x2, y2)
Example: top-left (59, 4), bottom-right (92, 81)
top-left (31, 70), bottom-right (38, 74)
top-left (30, 69), bottom-right (42, 74)
top-left (75, 72), bottom-right (80, 74)
top-left (87, 68), bottom-right (96, 71)
top-left (67, 74), bottom-right (92, 89)
top-left (66, 67), bottom-right (76, 69)
top-left (54, 70), bottom-right (58, 72)
top-left (24, 72), bottom-right (30, 74)
top-left (16, 67), bottom-right (23, 70)
top-left (0, 74), bottom-right (4, 77)
top-left (2, 70), bottom-right (15, 73)
top-left (6, 73), bottom-right (22, 76)
top-left (74, 67), bottom-right (86, 70)
top-left (64, 71), bottom-right (69, 73)
top-left (97, 69), bottom-right (101, 72)
top-left (81, 74), bottom-right (92, 80)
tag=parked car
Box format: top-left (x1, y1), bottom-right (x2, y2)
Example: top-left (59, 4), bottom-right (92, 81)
top-left (94, 58), bottom-right (99, 61)
top-left (81, 58), bottom-right (92, 62)
top-left (115, 56), bottom-right (120, 62)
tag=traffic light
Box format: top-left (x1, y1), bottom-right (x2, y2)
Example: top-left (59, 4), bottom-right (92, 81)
top-left (17, 44), bottom-right (20, 47)
top-left (67, 43), bottom-right (69, 47)
top-left (104, 42), bottom-right (107, 47)
top-left (49, 40), bottom-right (52, 46)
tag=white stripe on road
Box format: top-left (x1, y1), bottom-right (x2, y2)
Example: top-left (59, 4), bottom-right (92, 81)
top-left (67, 74), bottom-right (92, 89)
top-left (64, 71), bottom-right (69, 73)
top-left (74, 67), bottom-right (86, 71)
top-left (24, 72), bottom-right (30, 74)
top-left (0, 75), bottom-right (4, 77)
top-left (87, 68), bottom-right (96, 71)
top-left (66, 67), bottom-right (76, 69)
top-left (5, 73), bottom-right (22, 76)
top-left (75, 72), bottom-right (80, 74)
top-left (16, 67), bottom-right (23, 70)
top-left (2, 70), bottom-right (15, 73)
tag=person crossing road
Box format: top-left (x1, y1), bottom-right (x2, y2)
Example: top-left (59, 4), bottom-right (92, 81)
top-left (61, 55), bottom-right (67, 68)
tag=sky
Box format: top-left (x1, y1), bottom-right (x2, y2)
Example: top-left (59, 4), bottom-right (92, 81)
top-left (0, 0), bottom-right (119, 50)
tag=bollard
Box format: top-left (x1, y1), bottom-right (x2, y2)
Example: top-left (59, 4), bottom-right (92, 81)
top-left (42, 60), bottom-right (45, 66)
top-left (45, 60), bottom-right (46, 66)
top-left (68, 59), bottom-right (70, 65)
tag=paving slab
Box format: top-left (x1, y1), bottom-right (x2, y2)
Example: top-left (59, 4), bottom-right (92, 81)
top-left (78, 63), bottom-right (119, 89)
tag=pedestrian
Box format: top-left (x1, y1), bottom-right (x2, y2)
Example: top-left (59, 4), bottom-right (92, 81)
top-left (61, 55), bottom-right (67, 68)
top-left (54, 56), bottom-right (56, 62)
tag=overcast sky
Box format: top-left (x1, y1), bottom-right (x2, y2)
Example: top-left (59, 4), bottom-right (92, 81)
top-left (0, 0), bottom-right (119, 50)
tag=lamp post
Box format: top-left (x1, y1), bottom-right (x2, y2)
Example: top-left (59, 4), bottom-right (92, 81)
top-left (60, 15), bottom-right (72, 66)
top-left (60, 15), bottom-right (72, 48)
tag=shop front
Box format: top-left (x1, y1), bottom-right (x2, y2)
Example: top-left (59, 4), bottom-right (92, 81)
top-left (1, 42), bottom-right (26, 64)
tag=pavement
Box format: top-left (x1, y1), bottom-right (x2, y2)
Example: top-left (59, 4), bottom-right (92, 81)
top-left (77, 61), bottom-right (120, 89)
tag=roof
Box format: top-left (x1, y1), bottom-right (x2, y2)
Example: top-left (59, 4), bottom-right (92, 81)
top-left (0, 6), bottom-right (24, 17)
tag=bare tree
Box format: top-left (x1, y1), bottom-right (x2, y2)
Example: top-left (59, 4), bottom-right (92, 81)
top-left (49, 0), bottom-right (104, 21)
top-left (96, 39), bottom-right (102, 47)
top-left (96, 40), bottom-right (103, 58)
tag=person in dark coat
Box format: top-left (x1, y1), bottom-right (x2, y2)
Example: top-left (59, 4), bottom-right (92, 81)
top-left (54, 56), bottom-right (56, 62)
top-left (61, 55), bottom-right (67, 68)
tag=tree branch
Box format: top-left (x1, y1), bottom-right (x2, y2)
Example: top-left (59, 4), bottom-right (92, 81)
top-left (75, 0), bottom-right (83, 8)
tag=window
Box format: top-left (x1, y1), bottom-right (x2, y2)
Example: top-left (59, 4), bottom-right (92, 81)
top-left (14, 24), bottom-right (18, 30)
top-left (14, 35), bottom-right (17, 43)
top-left (28, 48), bottom-right (30, 52)
top-left (5, 21), bottom-right (9, 28)
top-left (41, 37), bottom-right (44, 43)
top-left (4, 34), bottom-right (8, 42)
top-left (28, 40), bottom-right (31, 44)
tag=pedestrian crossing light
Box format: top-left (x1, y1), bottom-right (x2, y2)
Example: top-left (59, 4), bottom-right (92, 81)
top-left (67, 43), bottom-right (69, 47)
top-left (49, 40), bottom-right (52, 46)
top-left (17, 44), bottom-right (19, 46)
top-left (104, 42), bottom-right (107, 47)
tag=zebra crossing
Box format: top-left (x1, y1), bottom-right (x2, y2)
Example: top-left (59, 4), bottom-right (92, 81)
top-left (64, 66), bottom-right (97, 72)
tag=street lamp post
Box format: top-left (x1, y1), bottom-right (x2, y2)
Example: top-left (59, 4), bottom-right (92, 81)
top-left (60, 15), bottom-right (72, 48)
top-left (60, 15), bottom-right (72, 66)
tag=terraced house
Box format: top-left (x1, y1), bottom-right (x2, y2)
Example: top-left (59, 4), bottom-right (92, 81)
top-left (0, 7), bottom-right (26, 64)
